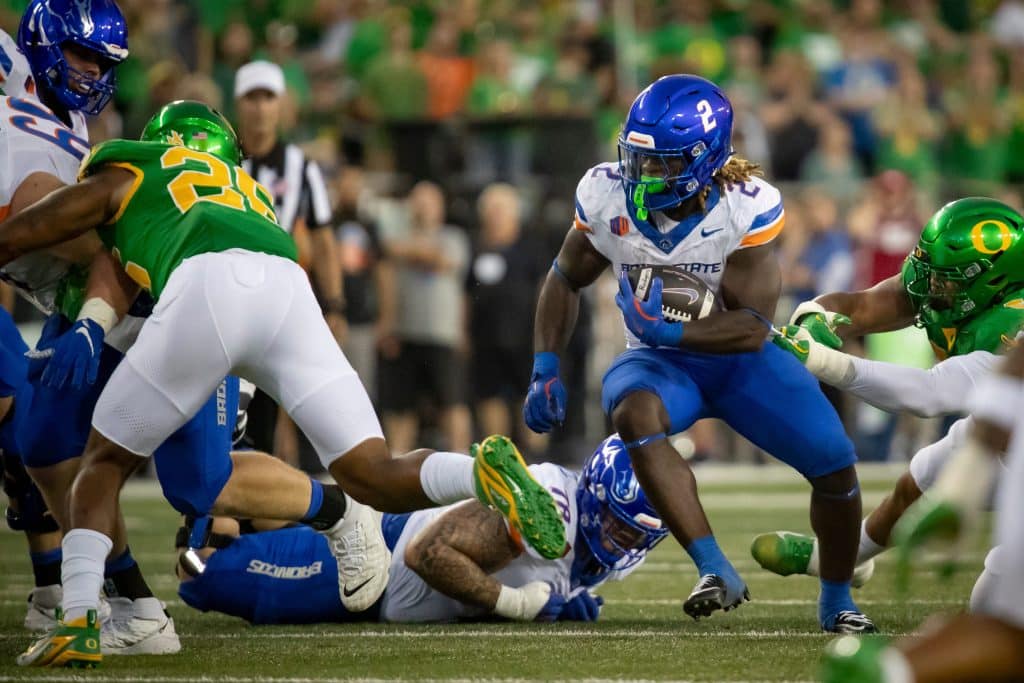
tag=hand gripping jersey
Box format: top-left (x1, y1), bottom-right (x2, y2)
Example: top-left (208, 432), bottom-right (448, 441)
top-left (381, 463), bottom-right (637, 622)
top-left (0, 30), bottom-right (92, 317)
top-left (79, 140), bottom-right (297, 299)
top-left (923, 287), bottom-right (1024, 359)
top-left (573, 162), bottom-right (784, 349)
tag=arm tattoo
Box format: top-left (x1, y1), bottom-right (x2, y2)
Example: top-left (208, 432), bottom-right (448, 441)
top-left (405, 500), bottom-right (522, 610)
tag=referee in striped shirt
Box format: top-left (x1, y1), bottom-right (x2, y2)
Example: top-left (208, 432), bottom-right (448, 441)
top-left (234, 60), bottom-right (345, 463)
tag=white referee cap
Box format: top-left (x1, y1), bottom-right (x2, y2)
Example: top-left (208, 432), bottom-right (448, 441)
top-left (234, 60), bottom-right (286, 98)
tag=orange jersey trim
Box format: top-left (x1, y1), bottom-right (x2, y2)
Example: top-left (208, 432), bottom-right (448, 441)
top-left (573, 215), bottom-right (591, 233)
top-left (739, 215), bottom-right (785, 248)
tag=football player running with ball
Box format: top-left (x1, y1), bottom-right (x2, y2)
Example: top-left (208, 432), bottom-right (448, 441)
top-left (0, 100), bottom-right (565, 668)
top-left (524, 74), bottom-right (873, 633)
top-left (753, 198), bottom-right (1024, 608)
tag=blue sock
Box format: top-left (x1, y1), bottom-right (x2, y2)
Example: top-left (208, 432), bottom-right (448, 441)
top-left (685, 535), bottom-right (742, 586)
top-left (30, 548), bottom-right (62, 587)
top-left (104, 547), bottom-right (136, 576)
top-left (302, 479), bottom-right (325, 522)
top-left (819, 578), bottom-right (857, 625)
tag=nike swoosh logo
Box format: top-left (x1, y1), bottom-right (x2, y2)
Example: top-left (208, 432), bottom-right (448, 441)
top-left (343, 576), bottom-right (374, 597)
top-left (700, 227), bottom-right (724, 237)
top-left (76, 326), bottom-right (95, 356)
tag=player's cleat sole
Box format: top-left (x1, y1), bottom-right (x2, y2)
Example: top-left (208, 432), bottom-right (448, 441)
top-left (822, 609), bottom-right (878, 634)
top-left (822, 634), bottom-right (890, 683)
top-left (751, 530), bottom-right (814, 576)
top-left (473, 435), bottom-right (566, 560)
top-left (17, 609), bottom-right (102, 668)
top-left (683, 574), bottom-right (750, 620)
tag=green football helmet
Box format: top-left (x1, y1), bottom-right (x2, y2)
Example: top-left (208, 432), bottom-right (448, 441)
top-left (140, 100), bottom-right (241, 165)
top-left (902, 197), bottom-right (1024, 329)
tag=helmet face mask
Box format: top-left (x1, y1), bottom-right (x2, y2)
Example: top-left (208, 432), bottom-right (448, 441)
top-left (576, 435), bottom-right (667, 574)
top-left (141, 100), bottom-right (242, 166)
top-left (617, 74), bottom-right (733, 222)
top-left (18, 0), bottom-right (129, 116)
top-left (902, 197), bottom-right (1024, 329)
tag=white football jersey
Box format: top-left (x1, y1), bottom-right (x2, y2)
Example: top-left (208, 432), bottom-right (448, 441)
top-left (0, 30), bottom-right (91, 315)
top-left (574, 162), bottom-right (785, 349)
top-left (380, 463), bottom-right (638, 623)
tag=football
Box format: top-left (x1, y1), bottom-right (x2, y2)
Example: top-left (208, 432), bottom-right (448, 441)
top-left (626, 265), bottom-right (718, 322)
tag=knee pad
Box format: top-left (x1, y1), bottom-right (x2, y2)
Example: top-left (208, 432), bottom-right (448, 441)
top-left (1, 451), bottom-right (59, 533)
top-left (809, 465), bottom-right (860, 501)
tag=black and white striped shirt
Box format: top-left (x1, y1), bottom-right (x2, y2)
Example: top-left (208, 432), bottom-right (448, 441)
top-left (241, 141), bottom-right (332, 234)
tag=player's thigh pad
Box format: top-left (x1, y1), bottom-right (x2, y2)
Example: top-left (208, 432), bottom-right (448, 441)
top-left (708, 343), bottom-right (855, 479)
top-left (234, 255), bottom-right (383, 465)
top-left (92, 257), bottom-right (235, 456)
top-left (601, 348), bottom-right (705, 433)
top-left (153, 376), bottom-right (239, 516)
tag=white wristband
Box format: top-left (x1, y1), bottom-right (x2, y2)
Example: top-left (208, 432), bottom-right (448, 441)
top-left (790, 300), bottom-right (827, 326)
top-left (967, 374), bottom-right (1024, 432)
top-left (77, 297), bottom-right (118, 335)
top-left (493, 581), bottom-right (550, 621)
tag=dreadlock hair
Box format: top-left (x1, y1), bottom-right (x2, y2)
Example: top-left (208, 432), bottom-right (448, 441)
top-left (696, 156), bottom-right (764, 213)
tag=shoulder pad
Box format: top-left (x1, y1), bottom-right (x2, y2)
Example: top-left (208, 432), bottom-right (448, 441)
top-left (574, 163), bottom-right (623, 233)
top-left (966, 302), bottom-right (1024, 354)
top-left (0, 30), bottom-right (35, 99)
top-left (728, 177), bottom-right (784, 249)
top-left (80, 140), bottom-right (167, 179)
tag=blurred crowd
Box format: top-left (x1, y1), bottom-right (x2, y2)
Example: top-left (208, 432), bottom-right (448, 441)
top-left (4, 0), bottom-right (1024, 465)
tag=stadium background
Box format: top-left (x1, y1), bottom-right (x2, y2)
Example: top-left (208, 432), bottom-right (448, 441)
top-left (0, 2), bottom-right (1011, 680)
top-left (2, 0), bottom-right (1021, 469)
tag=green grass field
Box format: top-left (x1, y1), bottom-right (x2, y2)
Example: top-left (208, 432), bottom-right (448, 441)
top-left (0, 463), bottom-right (986, 682)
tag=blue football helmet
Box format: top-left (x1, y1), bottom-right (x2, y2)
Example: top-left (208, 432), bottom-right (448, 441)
top-left (576, 434), bottom-right (668, 572)
top-left (17, 0), bottom-right (129, 116)
top-left (618, 74), bottom-right (733, 222)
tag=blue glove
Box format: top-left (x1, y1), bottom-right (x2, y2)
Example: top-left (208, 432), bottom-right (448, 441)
top-left (615, 273), bottom-right (683, 348)
top-left (41, 319), bottom-right (104, 390)
top-left (534, 584), bottom-right (568, 623)
top-left (523, 352), bottom-right (566, 434)
top-left (558, 588), bottom-right (604, 622)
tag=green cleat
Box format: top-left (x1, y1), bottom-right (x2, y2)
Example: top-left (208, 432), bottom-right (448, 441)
top-left (17, 608), bottom-right (102, 668)
top-left (751, 530), bottom-right (816, 577)
top-left (821, 635), bottom-right (891, 683)
top-left (473, 434), bottom-right (567, 560)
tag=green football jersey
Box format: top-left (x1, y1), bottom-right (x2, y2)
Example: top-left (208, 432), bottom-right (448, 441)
top-left (922, 288), bottom-right (1024, 358)
top-left (79, 139), bottom-right (297, 299)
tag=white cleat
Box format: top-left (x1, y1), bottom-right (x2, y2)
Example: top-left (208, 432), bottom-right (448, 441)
top-left (102, 597), bottom-right (181, 655)
top-left (852, 558), bottom-right (875, 589)
top-left (24, 585), bottom-right (61, 632)
top-left (24, 586), bottom-right (112, 632)
top-left (323, 496), bottom-right (390, 612)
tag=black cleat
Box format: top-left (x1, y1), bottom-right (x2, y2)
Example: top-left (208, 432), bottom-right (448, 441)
top-left (822, 610), bottom-right (878, 634)
top-left (683, 574), bottom-right (750, 620)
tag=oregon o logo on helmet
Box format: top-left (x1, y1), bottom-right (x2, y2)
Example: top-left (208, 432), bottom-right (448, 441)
top-left (970, 219), bottom-right (1013, 254)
